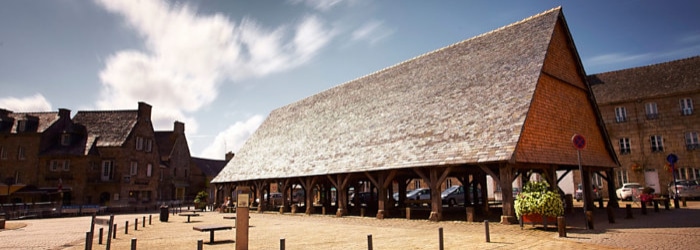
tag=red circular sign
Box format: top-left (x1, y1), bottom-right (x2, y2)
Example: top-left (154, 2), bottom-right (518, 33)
top-left (572, 134), bottom-right (586, 150)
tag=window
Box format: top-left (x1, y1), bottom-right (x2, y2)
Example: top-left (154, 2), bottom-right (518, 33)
top-left (101, 160), bottom-right (114, 181)
top-left (17, 146), bottom-right (25, 160)
top-left (676, 168), bottom-right (700, 180)
top-left (135, 136), bottom-right (144, 151)
top-left (650, 135), bottom-right (664, 152)
top-left (645, 102), bottom-right (658, 119)
top-left (446, 179), bottom-right (452, 187)
top-left (130, 161), bottom-right (138, 176)
top-left (686, 132), bottom-right (699, 150)
top-left (0, 147), bottom-right (6, 160)
top-left (147, 164), bottom-right (153, 177)
top-left (592, 173), bottom-right (604, 187)
top-left (616, 170), bottom-right (629, 187)
top-left (680, 98), bottom-right (694, 115)
top-left (50, 160), bottom-right (61, 172)
top-left (17, 120), bottom-right (27, 132)
top-left (145, 139), bottom-right (153, 152)
top-left (61, 133), bottom-right (71, 146)
top-left (619, 138), bottom-right (631, 155)
top-left (414, 180), bottom-right (421, 189)
top-left (615, 106), bottom-right (627, 123)
top-left (63, 160), bottom-right (70, 171)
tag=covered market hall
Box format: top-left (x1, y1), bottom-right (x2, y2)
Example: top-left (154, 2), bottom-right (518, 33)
top-left (211, 7), bottom-right (619, 224)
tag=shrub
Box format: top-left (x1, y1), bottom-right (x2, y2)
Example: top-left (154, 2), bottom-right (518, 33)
top-left (514, 181), bottom-right (564, 219)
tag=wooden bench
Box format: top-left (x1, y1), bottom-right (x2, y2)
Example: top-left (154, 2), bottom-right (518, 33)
top-left (179, 213), bottom-right (200, 222)
top-left (193, 225), bottom-right (233, 243)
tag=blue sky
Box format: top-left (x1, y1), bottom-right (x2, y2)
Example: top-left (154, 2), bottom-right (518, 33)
top-left (1, 0), bottom-right (699, 159)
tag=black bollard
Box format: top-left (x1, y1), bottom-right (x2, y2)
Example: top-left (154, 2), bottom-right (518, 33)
top-left (438, 227), bottom-right (444, 250)
top-left (106, 214), bottom-right (114, 250)
top-left (135, 218), bottom-right (138, 231)
top-left (625, 204), bottom-right (633, 219)
top-left (484, 220), bottom-right (490, 243)
top-left (130, 238), bottom-right (137, 250)
top-left (674, 198), bottom-right (680, 209)
top-left (149, 215), bottom-right (152, 225)
top-left (557, 216), bottom-right (566, 237)
top-left (367, 234), bottom-right (373, 250)
top-left (99, 227), bottom-right (104, 245)
top-left (607, 205), bottom-right (615, 224)
top-left (653, 200), bottom-right (659, 212)
top-left (197, 239), bottom-right (203, 250)
top-left (280, 238), bottom-right (285, 250)
top-left (641, 202), bottom-right (647, 215)
top-left (85, 231), bottom-right (91, 250)
top-left (664, 199), bottom-right (670, 210)
top-left (142, 216), bottom-right (146, 228)
top-left (113, 224), bottom-right (117, 239)
top-left (125, 221), bottom-right (129, 234)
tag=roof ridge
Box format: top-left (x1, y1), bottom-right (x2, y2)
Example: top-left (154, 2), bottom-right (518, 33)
top-left (75, 109), bottom-right (137, 114)
top-left (276, 7), bottom-right (562, 112)
top-left (592, 55), bottom-right (700, 76)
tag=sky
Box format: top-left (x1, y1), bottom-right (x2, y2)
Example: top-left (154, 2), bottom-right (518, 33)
top-left (1, 0), bottom-right (699, 160)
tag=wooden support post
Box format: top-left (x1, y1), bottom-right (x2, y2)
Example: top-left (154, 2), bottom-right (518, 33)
top-left (625, 204), bottom-right (633, 219)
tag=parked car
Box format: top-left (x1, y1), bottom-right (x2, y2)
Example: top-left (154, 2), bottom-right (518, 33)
top-left (256, 192), bottom-right (284, 206)
top-left (616, 183), bottom-right (643, 201)
top-left (575, 184), bottom-right (602, 201)
top-left (668, 180), bottom-right (700, 199)
top-left (406, 188), bottom-right (431, 200)
top-left (349, 192), bottom-right (376, 206)
top-left (440, 185), bottom-right (482, 206)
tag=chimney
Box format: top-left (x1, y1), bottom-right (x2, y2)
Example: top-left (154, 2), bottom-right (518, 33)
top-left (174, 121), bottom-right (185, 134)
top-left (225, 151), bottom-right (235, 162)
top-left (58, 108), bottom-right (71, 118)
top-left (137, 102), bottom-right (152, 121)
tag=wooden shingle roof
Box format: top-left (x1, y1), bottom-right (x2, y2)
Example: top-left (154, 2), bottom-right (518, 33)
top-left (590, 56), bottom-right (700, 104)
top-left (72, 110), bottom-right (138, 147)
top-left (213, 7), bottom-right (565, 183)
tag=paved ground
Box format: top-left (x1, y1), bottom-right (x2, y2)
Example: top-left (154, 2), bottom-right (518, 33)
top-left (1, 200), bottom-right (699, 249)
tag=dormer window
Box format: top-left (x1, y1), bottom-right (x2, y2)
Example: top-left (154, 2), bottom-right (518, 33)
top-left (61, 133), bottom-right (71, 146)
top-left (17, 120), bottom-right (27, 132)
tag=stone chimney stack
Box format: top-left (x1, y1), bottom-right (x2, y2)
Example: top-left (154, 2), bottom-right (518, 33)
top-left (174, 121), bottom-right (185, 134)
top-left (225, 151), bottom-right (235, 162)
top-left (137, 102), bottom-right (152, 121)
top-left (58, 108), bottom-right (71, 118)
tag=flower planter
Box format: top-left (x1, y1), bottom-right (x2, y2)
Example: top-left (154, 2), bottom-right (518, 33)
top-left (521, 213), bottom-right (557, 224)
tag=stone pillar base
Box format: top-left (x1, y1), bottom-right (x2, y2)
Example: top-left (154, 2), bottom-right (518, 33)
top-left (336, 208), bottom-right (345, 217)
top-left (376, 210), bottom-right (385, 219)
top-left (500, 215), bottom-right (516, 224)
top-left (429, 212), bottom-right (441, 221)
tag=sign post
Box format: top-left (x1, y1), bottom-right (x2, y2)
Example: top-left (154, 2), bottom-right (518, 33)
top-left (236, 187), bottom-right (251, 250)
top-left (572, 134), bottom-right (589, 229)
top-left (667, 154), bottom-right (679, 209)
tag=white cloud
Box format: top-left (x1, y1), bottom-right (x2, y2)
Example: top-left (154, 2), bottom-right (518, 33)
top-left (95, 0), bottom-right (336, 131)
top-left (200, 115), bottom-right (265, 159)
top-left (351, 20), bottom-right (393, 45)
top-left (0, 94), bottom-right (52, 112)
top-left (585, 52), bottom-right (652, 68)
top-left (288, 0), bottom-right (345, 12)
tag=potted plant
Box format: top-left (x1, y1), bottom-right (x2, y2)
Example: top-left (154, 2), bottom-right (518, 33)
top-left (193, 191), bottom-right (209, 211)
top-left (514, 180), bottom-right (564, 224)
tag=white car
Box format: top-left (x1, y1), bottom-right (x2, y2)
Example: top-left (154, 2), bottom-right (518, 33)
top-left (616, 183), bottom-right (643, 200)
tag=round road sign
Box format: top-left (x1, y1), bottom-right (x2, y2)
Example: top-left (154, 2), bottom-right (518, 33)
top-left (572, 134), bottom-right (586, 150)
top-left (667, 154), bottom-right (678, 164)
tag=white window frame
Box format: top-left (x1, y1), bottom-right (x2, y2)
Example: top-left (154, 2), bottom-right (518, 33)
top-left (414, 180), bottom-right (421, 189)
top-left (130, 161), bottom-right (138, 176)
top-left (680, 98), bottom-right (694, 116)
top-left (645, 102), bottom-right (658, 119)
top-left (650, 135), bottom-right (664, 152)
top-left (135, 136), bottom-right (144, 151)
top-left (616, 170), bottom-right (629, 187)
top-left (619, 137), bottom-right (631, 155)
top-left (145, 139), bottom-right (153, 152)
top-left (61, 133), bottom-right (71, 146)
top-left (147, 164), bottom-right (153, 177)
top-left (17, 146), bottom-right (25, 160)
top-left (686, 132), bottom-right (699, 150)
top-left (101, 160), bottom-right (114, 181)
top-left (50, 160), bottom-right (61, 172)
top-left (62, 160), bottom-right (70, 171)
top-left (615, 106), bottom-right (627, 123)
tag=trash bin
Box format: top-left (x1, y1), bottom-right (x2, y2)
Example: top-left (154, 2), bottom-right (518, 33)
top-left (159, 206), bottom-right (169, 222)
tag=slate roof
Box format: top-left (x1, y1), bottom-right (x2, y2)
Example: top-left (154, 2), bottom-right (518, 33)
top-left (590, 56), bottom-right (700, 104)
top-left (192, 157), bottom-right (228, 178)
top-left (213, 7), bottom-right (565, 183)
top-left (72, 110), bottom-right (138, 147)
top-left (7, 112), bottom-right (60, 133)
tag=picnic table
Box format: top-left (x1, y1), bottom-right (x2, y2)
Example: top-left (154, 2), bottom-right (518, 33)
top-left (179, 213), bottom-right (200, 222)
top-left (193, 225), bottom-right (233, 243)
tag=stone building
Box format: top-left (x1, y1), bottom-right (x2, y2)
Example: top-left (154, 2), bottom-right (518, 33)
top-left (212, 7), bottom-right (618, 223)
top-left (590, 56), bottom-right (700, 196)
top-left (155, 121), bottom-right (194, 202)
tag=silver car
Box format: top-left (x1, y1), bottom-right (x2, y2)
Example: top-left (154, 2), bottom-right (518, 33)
top-left (668, 180), bottom-right (700, 199)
